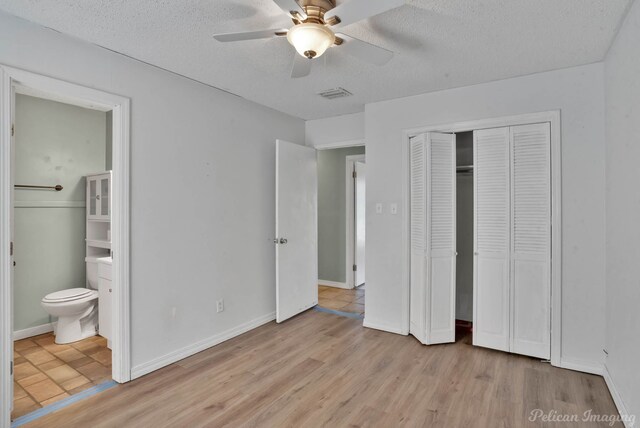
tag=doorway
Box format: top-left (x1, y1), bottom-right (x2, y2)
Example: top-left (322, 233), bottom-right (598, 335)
top-left (316, 146), bottom-right (365, 316)
top-left (0, 66), bottom-right (131, 425)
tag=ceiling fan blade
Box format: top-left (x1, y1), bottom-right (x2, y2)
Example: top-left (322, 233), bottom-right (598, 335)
top-left (214, 28), bottom-right (288, 42)
top-left (325, 0), bottom-right (405, 28)
top-left (291, 54), bottom-right (312, 78)
top-left (273, 0), bottom-right (307, 20)
top-left (336, 34), bottom-right (394, 66)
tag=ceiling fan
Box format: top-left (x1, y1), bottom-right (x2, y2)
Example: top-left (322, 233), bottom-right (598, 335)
top-left (213, 0), bottom-right (405, 78)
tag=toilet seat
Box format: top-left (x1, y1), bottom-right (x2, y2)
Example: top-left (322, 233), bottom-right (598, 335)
top-left (42, 288), bottom-right (95, 303)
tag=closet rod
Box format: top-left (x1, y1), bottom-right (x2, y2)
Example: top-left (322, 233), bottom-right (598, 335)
top-left (15, 184), bottom-right (63, 191)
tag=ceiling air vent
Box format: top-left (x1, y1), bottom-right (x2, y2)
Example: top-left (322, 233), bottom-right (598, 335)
top-left (318, 87), bottom-right (353, 100)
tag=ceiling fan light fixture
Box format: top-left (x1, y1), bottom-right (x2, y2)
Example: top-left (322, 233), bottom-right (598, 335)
top-left (287, 23), bottom-right (335, 59)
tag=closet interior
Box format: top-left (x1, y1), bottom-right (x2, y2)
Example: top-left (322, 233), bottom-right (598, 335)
top-left (455, 132), bottom-right (473, 332)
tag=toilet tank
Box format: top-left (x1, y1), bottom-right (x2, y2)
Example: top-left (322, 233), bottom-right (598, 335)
top-left (85, 256), bottom-right (101, 289)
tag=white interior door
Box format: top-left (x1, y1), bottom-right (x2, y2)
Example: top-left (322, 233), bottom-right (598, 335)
top-left (510, 123), bottom-right (551, 359)
top-left (409, 135), bottom-right (428, 343)
top-left (354, 161), bottom-right (366, 286)
top-left (9, 83), bottom-right (15, 409)
top-left (473, 127), bottom-right (511, 352)
top-left (275, 140), bottom-right (318, 323)
top-left (410, 132), bottom-right (456, 345)
top-left (426, 132), bottom-right (457, 344)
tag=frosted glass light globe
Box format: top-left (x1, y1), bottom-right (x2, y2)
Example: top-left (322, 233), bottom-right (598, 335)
top-left (287, 23), bottom-right (335, 59)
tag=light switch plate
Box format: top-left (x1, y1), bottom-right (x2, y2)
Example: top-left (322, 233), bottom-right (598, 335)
top-left (390, 203), bottom-right (398, 215)
top-left (375, 203), bottom-right (383, 214)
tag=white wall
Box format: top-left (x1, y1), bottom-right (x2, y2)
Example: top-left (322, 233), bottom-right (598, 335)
top-left (604, 0), bottom-right (640, 421)
top-left (0, 12), bottom-right (304, 372)
top-left (305, 112), bottom-right (364, 147)
top-left (364, 63), bottom-right (607, 369)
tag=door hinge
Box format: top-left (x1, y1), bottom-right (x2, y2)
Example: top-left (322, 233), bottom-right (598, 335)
top-left (353, 264), bottom-right (357, 271)
top-left (10, 241), bottom-right (13, 256)
top-left (352, 171), bottom-right (357, 179)
top-left (10, 361), bottom-right (13, 375)
top-left (11, 124), bottom-right (14, 137)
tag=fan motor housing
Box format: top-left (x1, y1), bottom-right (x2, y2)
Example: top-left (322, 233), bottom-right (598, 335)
top-left (299, 0), bottom-right (336, 11)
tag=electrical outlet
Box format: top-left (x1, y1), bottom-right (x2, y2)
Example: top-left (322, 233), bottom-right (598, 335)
top-left (216, 299), bottom-right (224, 313)
top-left (390, 203), bottom-right (398, 215)
top-left (375, 203), bottom-right (383, 214)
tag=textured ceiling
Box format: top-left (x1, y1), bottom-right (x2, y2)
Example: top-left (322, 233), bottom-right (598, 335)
top-left (0, 0), bottom-right (632, 119)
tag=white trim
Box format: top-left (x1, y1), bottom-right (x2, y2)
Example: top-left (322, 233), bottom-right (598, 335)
top-left (0, 65), bottom-right (132, 425)
top-left (559, 357), bottom-right (603, 376)
top-left (401, 110), bottom-right (562, 366)
top-left (0, 67), bottom-right (12, 424)
top-left (363, 318), bottom-right (406, 335)
top-left (345, 154), bottom-right (366, 289)
top-left (131, 312), bottom-right (276, 379)
top-left (13, 322), bottom-right (56, 341)
top-left (14, 201), bottom-right (86, 208)
top-left (313, 139), bottom-right (365, 150)
top-left (318, 279), bottom-right (350, 289)
top-left (604, 364), bottom-right (636, 428)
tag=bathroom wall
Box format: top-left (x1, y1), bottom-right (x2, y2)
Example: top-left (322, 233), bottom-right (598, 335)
top-left (14, 94), bottom-right (107, 333)
top-left (318, 146), bottom-right (366, 284)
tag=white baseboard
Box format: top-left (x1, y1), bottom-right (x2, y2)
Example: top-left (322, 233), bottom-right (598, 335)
top-left (363, 318), bottom-right (406, 335)
top-left (560, 357), bottom-right (604, 376)
top-left (131, 312), bottom-right (276, 380)
top-left (13, 323), bottom-right (56, 341)
top-left (604, 364), bottom-right (636, 428)
top-left (318, 279), bottom-right (350, 289)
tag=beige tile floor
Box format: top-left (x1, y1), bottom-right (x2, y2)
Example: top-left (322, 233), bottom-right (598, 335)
top-left (12, 333), bottom-right (111, 420)
top-left (318, 284), bottom-right (365, 315)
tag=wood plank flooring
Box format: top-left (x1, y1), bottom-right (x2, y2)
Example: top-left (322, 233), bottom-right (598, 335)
top-left (22, 310), bottom-right (621, 427)
top-left (318, 285), bottom-right (365, 315)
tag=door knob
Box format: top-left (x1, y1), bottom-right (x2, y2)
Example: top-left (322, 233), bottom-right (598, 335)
top-left (279, 238), bottom-right (288, 244)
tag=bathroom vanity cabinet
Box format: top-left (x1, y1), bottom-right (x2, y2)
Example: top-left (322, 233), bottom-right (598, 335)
top-left (98, 257), bottom-right (113, 349)
top-left (86, 171), bottom-right (113, 346)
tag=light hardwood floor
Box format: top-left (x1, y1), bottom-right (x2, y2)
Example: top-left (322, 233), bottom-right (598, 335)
top-left (318, 285), bottom-right (365, 314)
top-left (22, 310), bottom-right (620, 427)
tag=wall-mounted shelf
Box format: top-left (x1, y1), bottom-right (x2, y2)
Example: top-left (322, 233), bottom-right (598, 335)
top-left (86, 239), bottom-right (111, 249)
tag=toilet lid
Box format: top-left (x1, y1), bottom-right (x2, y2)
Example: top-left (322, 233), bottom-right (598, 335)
top-left (43, 288), bottom-right (94, 303)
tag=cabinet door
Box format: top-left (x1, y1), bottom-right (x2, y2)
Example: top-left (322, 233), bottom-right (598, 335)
top-left (510, 123), bottom-right (551, 359)
top-left (473, 127), bottom-right (511, 352)
top-left (87, 177), bottom-right (98, 219)
top-left (99, 175), bottom-right (110, 219)
top-left (99, 277), bottom-right (112, 346)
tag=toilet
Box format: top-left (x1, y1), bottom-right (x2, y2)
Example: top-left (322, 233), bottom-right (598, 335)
top-left (41, 257), bottom-right (100, 344)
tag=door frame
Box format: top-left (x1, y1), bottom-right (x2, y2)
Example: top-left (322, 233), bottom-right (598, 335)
top-left (0, 65), bottom-right (131, 423)
top-left (401, 110), bottom-right (562, 367)
top-left (345, 154), bottom-right (366, 289)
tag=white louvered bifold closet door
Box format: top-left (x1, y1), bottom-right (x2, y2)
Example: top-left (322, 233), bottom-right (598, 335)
top-left (410, 132), bottom-right (457, 345)
top-left (510, 123), bottom-right (551, 359)
top-left (409, 135), bottom-right (428, 344)
top-left (473, 127), bottom-right (511, 352)
top-left (425, 132), bottom-right (457, 344)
